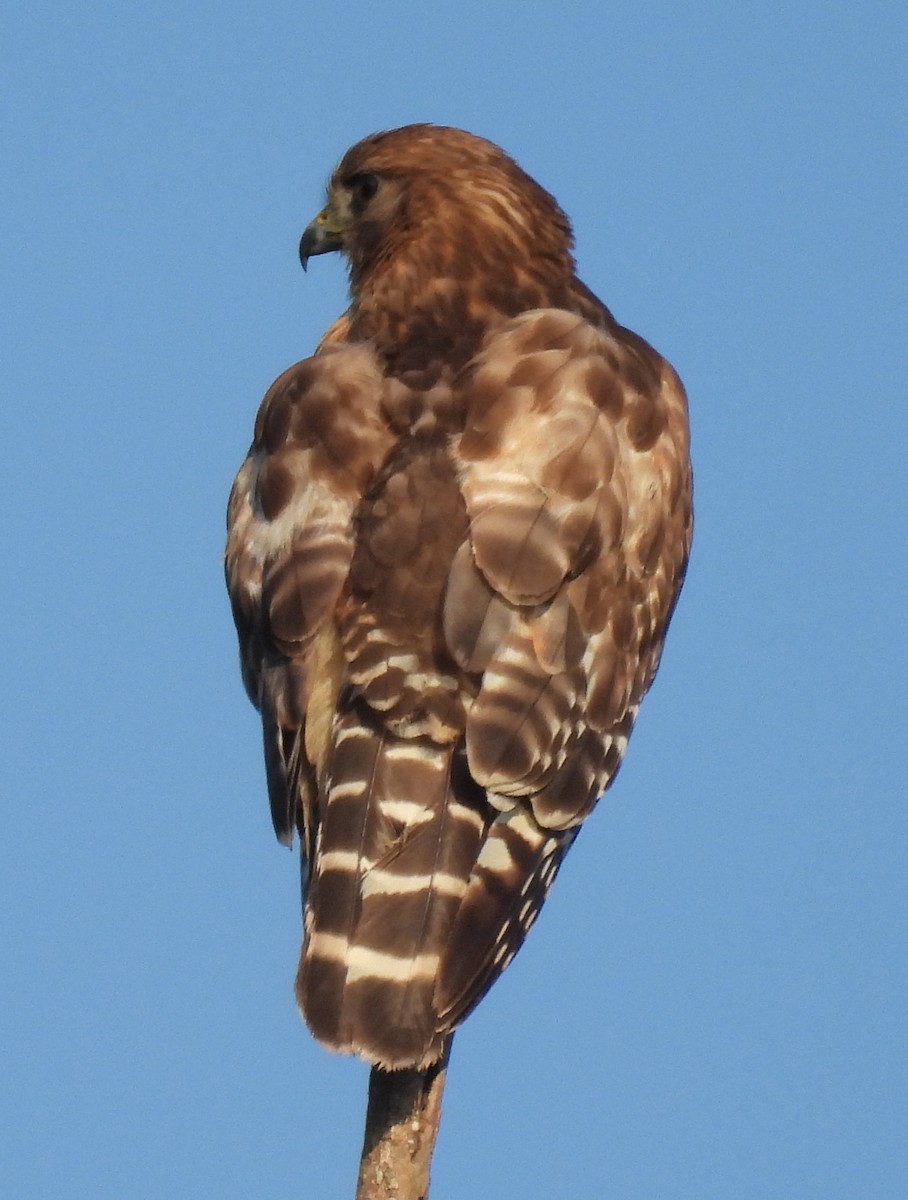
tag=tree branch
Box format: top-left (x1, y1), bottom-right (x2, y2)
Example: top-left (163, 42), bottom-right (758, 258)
top-left (354, 1037), bottom-right (453, 1200)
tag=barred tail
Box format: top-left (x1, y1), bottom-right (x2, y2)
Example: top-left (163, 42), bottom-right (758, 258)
top-left (296, 706), bottom-right (487, 1068)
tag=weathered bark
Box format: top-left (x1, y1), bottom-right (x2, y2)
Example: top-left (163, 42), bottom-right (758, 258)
top-left (354, 1038), bottom-right (452, 1200)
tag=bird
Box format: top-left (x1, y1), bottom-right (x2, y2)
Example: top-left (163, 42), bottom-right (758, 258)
top-left (225, 124), bottom-right (692, 1069)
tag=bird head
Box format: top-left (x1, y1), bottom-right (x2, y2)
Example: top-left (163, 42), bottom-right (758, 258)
top-left (298, 125), bottom-right (575, 292)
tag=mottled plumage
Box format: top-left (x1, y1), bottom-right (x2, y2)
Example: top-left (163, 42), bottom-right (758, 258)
top-left (226, 125), bottom-right (692, 1067)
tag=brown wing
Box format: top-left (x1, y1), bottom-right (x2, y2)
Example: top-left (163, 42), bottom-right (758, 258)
top-left (436, 308), bottom-right (692, 1022)
top-left (225, 344), bottom-right (393, 846)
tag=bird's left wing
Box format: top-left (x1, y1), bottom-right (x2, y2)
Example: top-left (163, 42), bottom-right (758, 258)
top-left (225, 344), bottom-right (393, 849)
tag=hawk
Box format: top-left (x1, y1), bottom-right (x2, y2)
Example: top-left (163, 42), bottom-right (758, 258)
top-left (226, 125), bottom-right (692, 1069)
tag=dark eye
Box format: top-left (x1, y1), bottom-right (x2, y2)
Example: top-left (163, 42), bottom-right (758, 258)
top-left (347, 172), bottom-right (379, 211)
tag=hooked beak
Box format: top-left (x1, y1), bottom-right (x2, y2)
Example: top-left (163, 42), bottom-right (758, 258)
top-left (299, 207), bottom-right (345, 271)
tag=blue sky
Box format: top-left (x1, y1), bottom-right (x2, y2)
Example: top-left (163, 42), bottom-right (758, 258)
top-left (3, 2), bottom-right (906, 1197)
